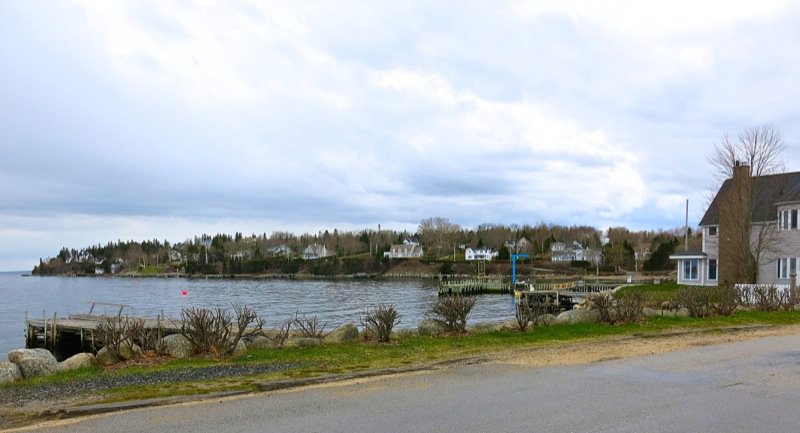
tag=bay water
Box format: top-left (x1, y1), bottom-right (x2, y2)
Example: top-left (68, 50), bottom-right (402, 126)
top-left (0, 271), bottom-right (516, 356)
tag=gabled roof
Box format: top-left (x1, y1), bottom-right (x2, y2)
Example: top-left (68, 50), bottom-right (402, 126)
top-left (699, 171), bottom-right (800, 226)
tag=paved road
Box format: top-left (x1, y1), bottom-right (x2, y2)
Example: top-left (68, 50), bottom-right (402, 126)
top-left (22, 333), bottom-right (800, 433)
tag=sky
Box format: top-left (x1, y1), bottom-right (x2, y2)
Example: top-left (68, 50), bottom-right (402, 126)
top-left (2, 1), bottom-right (800, 271)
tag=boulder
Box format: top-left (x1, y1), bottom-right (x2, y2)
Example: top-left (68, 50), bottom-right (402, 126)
top-left (118, 340), bottom-right (143, 360)
top-left (555, 309), bottom-right (600, 325)
top-left (0, 361), bottom-right (22, 384)
top-left (324, 322), bottom-right (360, 344)
top-left (284, 337), bottom-right (323, 348)
top-left (230, 339), bottom-right (247, 357)
top-left (500, 319), bottom-right (523, 331)
top-left (95, 347), bottom-right (117, 365)
top-left (533, 314), bottom-right (557, 326)
top-left (159, 334), bottom-right (193, 358)
top-left (8, 348), bottom-right (58, 379)
top-left (57, 353), bottom-right (96, 372)
top-left (642, 307), bottom-right (658, 317)
top-left (417, 319), bottom-right (444, 336)
top-left (675, 308), bottom-right (690, 317)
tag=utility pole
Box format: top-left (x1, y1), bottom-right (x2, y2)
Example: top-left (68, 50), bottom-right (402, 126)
top-left (684, 199), bottom-right (689, 252)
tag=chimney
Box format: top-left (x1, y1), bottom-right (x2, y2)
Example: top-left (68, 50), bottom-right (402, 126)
top-left (732, 160), bottom-right (750, 180)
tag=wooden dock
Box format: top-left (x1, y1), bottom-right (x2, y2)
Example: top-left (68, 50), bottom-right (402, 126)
top-left (26, 306), bottom-right (180, 358)
top-left (438, 277), bottom-right (512, 295)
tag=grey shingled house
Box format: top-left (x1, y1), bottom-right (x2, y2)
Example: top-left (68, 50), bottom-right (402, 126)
top-left (671, 163), bottom-right (800, 286)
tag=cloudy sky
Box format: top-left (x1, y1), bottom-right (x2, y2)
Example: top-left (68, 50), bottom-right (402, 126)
top-left (2, 1), bottom-right (800, 271)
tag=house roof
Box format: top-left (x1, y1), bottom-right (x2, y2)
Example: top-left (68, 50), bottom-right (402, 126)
top-left (699, 171), bottom-right (800, 226)
top-left (669, 250), bottom-right (706, 259)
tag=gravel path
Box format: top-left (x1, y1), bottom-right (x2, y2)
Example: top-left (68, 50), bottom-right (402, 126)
top-left (0, 363), bottom-right (299, 407)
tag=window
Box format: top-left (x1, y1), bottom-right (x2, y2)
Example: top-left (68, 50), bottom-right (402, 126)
top-left (683, 259), bottom-right (699, 281)
top-left (708, 259), bottom-right (717, 281)
top-left (778, 258), bottom-right (798, 279)
top-left (707, 226), bottom-right (717, 236)
top-left (779, 209), bottom-right (798, 230)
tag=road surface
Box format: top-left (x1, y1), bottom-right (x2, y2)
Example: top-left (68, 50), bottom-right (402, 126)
top-left (19, 333), bottom-right (800, 433)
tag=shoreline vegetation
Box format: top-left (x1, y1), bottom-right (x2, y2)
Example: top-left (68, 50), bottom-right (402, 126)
top-left (4, 282), bottom-right (800, 430)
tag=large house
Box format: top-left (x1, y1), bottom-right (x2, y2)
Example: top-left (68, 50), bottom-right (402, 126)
top-left (384, 244), bottom-right (424, 259)
top-left (465, 247), bottom-right (498, 261)
top-left (671, 163), bottom-right (800, 286)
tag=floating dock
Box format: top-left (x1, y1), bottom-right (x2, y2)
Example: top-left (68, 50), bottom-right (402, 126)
top-left (437, 277), bottom-right (512, 295)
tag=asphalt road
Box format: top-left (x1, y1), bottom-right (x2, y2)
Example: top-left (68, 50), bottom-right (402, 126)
top-left (21, 333), bottom-right (800, 433)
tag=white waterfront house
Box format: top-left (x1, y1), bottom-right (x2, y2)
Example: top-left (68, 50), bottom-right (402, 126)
top-left (384, 244), bottom-right (424, 258)
top-left (465, 247), bottom-right (498, 261)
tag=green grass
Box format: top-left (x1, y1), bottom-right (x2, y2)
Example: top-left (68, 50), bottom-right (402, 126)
top-left (9, 310), bottom-right (800, 402)
top-left (616, 281), bottom-right (682, 306)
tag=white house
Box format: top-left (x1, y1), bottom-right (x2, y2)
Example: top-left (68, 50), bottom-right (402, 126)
top-left (384, 244), bottom-right (424, 258)
top-left (303, 244), bottom-right (332, 260)
top-left (671, 163), bottom-right (800, 286)
top-left (465, 247), bottom-right (498, 261)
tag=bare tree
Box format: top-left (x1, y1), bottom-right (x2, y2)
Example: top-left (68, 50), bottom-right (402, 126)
top-left (709, 125), bottom-right (786, 184)
top-left (708, 125), bottom-right (787, 284)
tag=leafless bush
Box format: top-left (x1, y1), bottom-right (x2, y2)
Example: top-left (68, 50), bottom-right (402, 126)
top-left (180, 305), bottom-right (265, 357)
top-left (514, 298), bottom-right (552, 331)
top-left (93, 316), bottom-right (144, 360)
top-left (751, 285), bottom-right (790, 312)
top-left (677, 287), bottom-right (713, 318)
top-left (711, 284), bottom-right (738, 316)
top-left (428, 295), bottom-right (476, 333)
top-left (361, 304), bottom-right (402, 342)
top-left (271, 319), bottom-right (292, 347)
top-left (292, 311), bottom-right (328, 338)
top-left (614, 292), bottom-right (645, 324)
top-left (589, 293), bottom-right (615, 324)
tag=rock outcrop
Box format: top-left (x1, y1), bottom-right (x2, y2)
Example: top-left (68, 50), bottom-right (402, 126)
top-left (57, 353), bottom-right (96, 372)
top-left (7, 348), bottom-right (58, 379)
top-left (0, 361), bottom-right (22, 384)
top-left (160, 334), bottom-right (193, 359)
top-left (324, 322), bottom-right (359, 343)
top-left (555, 309), bottom-right (600, 325)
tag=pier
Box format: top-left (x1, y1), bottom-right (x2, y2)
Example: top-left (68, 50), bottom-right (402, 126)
top-left (26, 302), bottom-right (180, 359)
top-left (437, 277), bottom-right (512, 295)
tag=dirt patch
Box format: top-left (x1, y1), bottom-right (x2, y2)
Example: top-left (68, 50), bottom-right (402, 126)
top-left (488, 324), bottom-right (800, 368)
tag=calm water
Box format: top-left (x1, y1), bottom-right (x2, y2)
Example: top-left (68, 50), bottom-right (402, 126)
top-left (0, 271), bottom-right (516, 355)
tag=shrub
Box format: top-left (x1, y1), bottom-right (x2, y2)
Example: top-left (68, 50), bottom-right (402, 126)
top-left (428, 295), bottom-right (476, 333)
top-left (677, 287), bottom-right (713, 318)
top-left (711, 284), bottom-right (738, 316)
top-left (93, 316), bottom-right (145, 361)
top-left (179, 305), bottom-right (265, 357)
top-left (613, 292), bottom-right (645, 324)
top-left (588, 292), bottom-right (644, 324)
top-left (291, 311), bottom-right (328, 338)
top-left (361, 304), bottom-right (402, 342)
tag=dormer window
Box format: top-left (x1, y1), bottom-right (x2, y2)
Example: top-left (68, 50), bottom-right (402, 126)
top-left (707, 226), bottom-right (717, 236)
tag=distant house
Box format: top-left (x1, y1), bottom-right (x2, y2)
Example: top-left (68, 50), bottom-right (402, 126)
top-left (168, 250), bottom-right (182, 262)
top-left (551, 241), bottom-right (600, 264)
top-left (671, 163), bottom-right (800, 286)
top-left (94, 267), bottom-right (105, 275)
top-left (504, 237), bottom-right (531, 253)
top-left (303, 244), bottom-right (332, 260)
top-left (268, 245), bottom-right (293, 257)
top-left (403, 237), bottom-right (420, 246)
top-left (465, 247), bottom-right (498, 261)
top-left (384, 244), bottom-right (424, 259)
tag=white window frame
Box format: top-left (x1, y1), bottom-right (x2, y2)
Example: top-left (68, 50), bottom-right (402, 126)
top-left (778, 258), bottom-right (798, 279)
top-left (683, 259), bottom-right (699, 281)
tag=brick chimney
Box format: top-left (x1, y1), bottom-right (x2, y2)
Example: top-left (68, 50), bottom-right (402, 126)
top-left (718, 161), bottom-right (752, 285)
